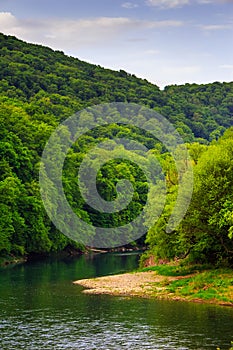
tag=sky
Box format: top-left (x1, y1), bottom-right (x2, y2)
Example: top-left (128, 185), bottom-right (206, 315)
top-left (0, 0), bottom-right (232, 88)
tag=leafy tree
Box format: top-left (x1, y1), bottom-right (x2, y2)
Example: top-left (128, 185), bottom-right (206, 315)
top-left (1, 32), bottom-right (233, 262)
top-left (178, 131), bottom-right (233, 264)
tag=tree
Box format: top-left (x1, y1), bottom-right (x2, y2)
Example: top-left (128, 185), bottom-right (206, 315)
top-left (179, 132), bottom-right (233, 264)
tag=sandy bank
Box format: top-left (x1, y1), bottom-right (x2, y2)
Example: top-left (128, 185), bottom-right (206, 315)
top-left (74, 271), bottom-right (193, 299)
top-left (73, 271), bottom-right (233, 306)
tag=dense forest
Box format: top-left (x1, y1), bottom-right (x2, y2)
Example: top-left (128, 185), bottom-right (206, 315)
top-left (0, 33), bottom-right (233, 265)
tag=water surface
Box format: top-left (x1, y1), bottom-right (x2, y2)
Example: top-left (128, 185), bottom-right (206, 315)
top-left (0, 253), bottom-right (233, 349)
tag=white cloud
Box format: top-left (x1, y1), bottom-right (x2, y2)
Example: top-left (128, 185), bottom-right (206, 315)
top-left (0, 12), bottom-right (15, 26)
top-left (0, 12), bottom-right (26, 35)
top-left (0, 12), bottom-right (183, 50)
top-left (144, 49), bottom-right (160, 55)
top-left (157, 65), bottom-right (202, 87)
top-left (146, 0), bottom-right (189, 8)
top-left (146, 0), bottom-right (233, 7)
top-left (200, 24), bottom-right (232, 30)
top-left (197, 0), bottom-right (233, 4)
top-left (197, 0), bottom-right (214, 3)
top-left (163, 65), bottom-right (201, 74)
top-left (145, 19), bottom-right (183, 28)
top-left (122, 2), bottom-right (139, 8)
top-left (215, 0), bottom-right (233, 3)
top-left (220, 64), bottom-right (233, 69)
top-left (126, 37), bottom-right (147, 42)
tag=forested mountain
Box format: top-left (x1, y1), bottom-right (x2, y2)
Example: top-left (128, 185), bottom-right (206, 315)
top-left (0, 33), bottom-right (232, 264)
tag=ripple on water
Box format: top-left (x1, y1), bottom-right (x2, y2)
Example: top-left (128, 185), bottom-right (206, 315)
top-left (0, 254), bottom-right (232, 350)
top-left (0, 314), bottom-right (226, 349)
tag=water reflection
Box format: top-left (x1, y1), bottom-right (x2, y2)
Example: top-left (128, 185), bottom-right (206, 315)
top-left (0, 253), bottom-right (232, 349)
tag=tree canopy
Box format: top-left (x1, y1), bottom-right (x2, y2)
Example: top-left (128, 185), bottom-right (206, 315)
top-left (0, 33), bottom-right (232, 264)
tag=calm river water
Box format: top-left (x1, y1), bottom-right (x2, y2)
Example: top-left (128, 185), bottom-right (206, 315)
top-left (0, 252), bottom-right (233, 349)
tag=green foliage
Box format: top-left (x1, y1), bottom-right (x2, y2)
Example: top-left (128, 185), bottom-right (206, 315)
top-left (139, 263), bottom-right (233, 305)
top-left (145, 129), bottom-right (233, 266)
top-left (0, 33), bottom-right (233, 263)
top-left (1, 33), bottom-right (233, 141)
top-left (165, 268), bottom-right (233, 303)
top-left (178, 130), bottom-right (233, 265)
top-left (140, 262), bottom-right (210, 276)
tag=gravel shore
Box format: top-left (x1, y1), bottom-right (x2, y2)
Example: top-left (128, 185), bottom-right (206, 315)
top-left (73, 271), bottom-right (189, 298)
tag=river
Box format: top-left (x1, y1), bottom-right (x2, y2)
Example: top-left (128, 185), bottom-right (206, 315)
top-left (0, 252), bottom-right (232, 349)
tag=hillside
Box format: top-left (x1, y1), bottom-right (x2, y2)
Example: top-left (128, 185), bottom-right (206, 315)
top-left (0, 33), bottom-right (233, 264)
top-left (1, 33), bottom-right (233, 142)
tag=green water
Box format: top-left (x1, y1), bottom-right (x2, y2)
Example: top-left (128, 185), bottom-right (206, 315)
top-left (0, 253), bottom-right (232, 349)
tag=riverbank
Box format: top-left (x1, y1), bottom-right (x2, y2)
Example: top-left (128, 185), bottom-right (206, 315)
top-left (0, 254), bottom-right (27, 267)
top-left (0, 246), bottom-right (143, 268)
top-left (74, 264), bottom-right (233, 307)
top-left (0, 247), bottom-right (85, 268)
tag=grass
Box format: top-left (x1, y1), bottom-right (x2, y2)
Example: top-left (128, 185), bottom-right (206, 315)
top-left (139, 262), bottom-right (211, 276)
top-left (139, 263), bottom-right (233, 305)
